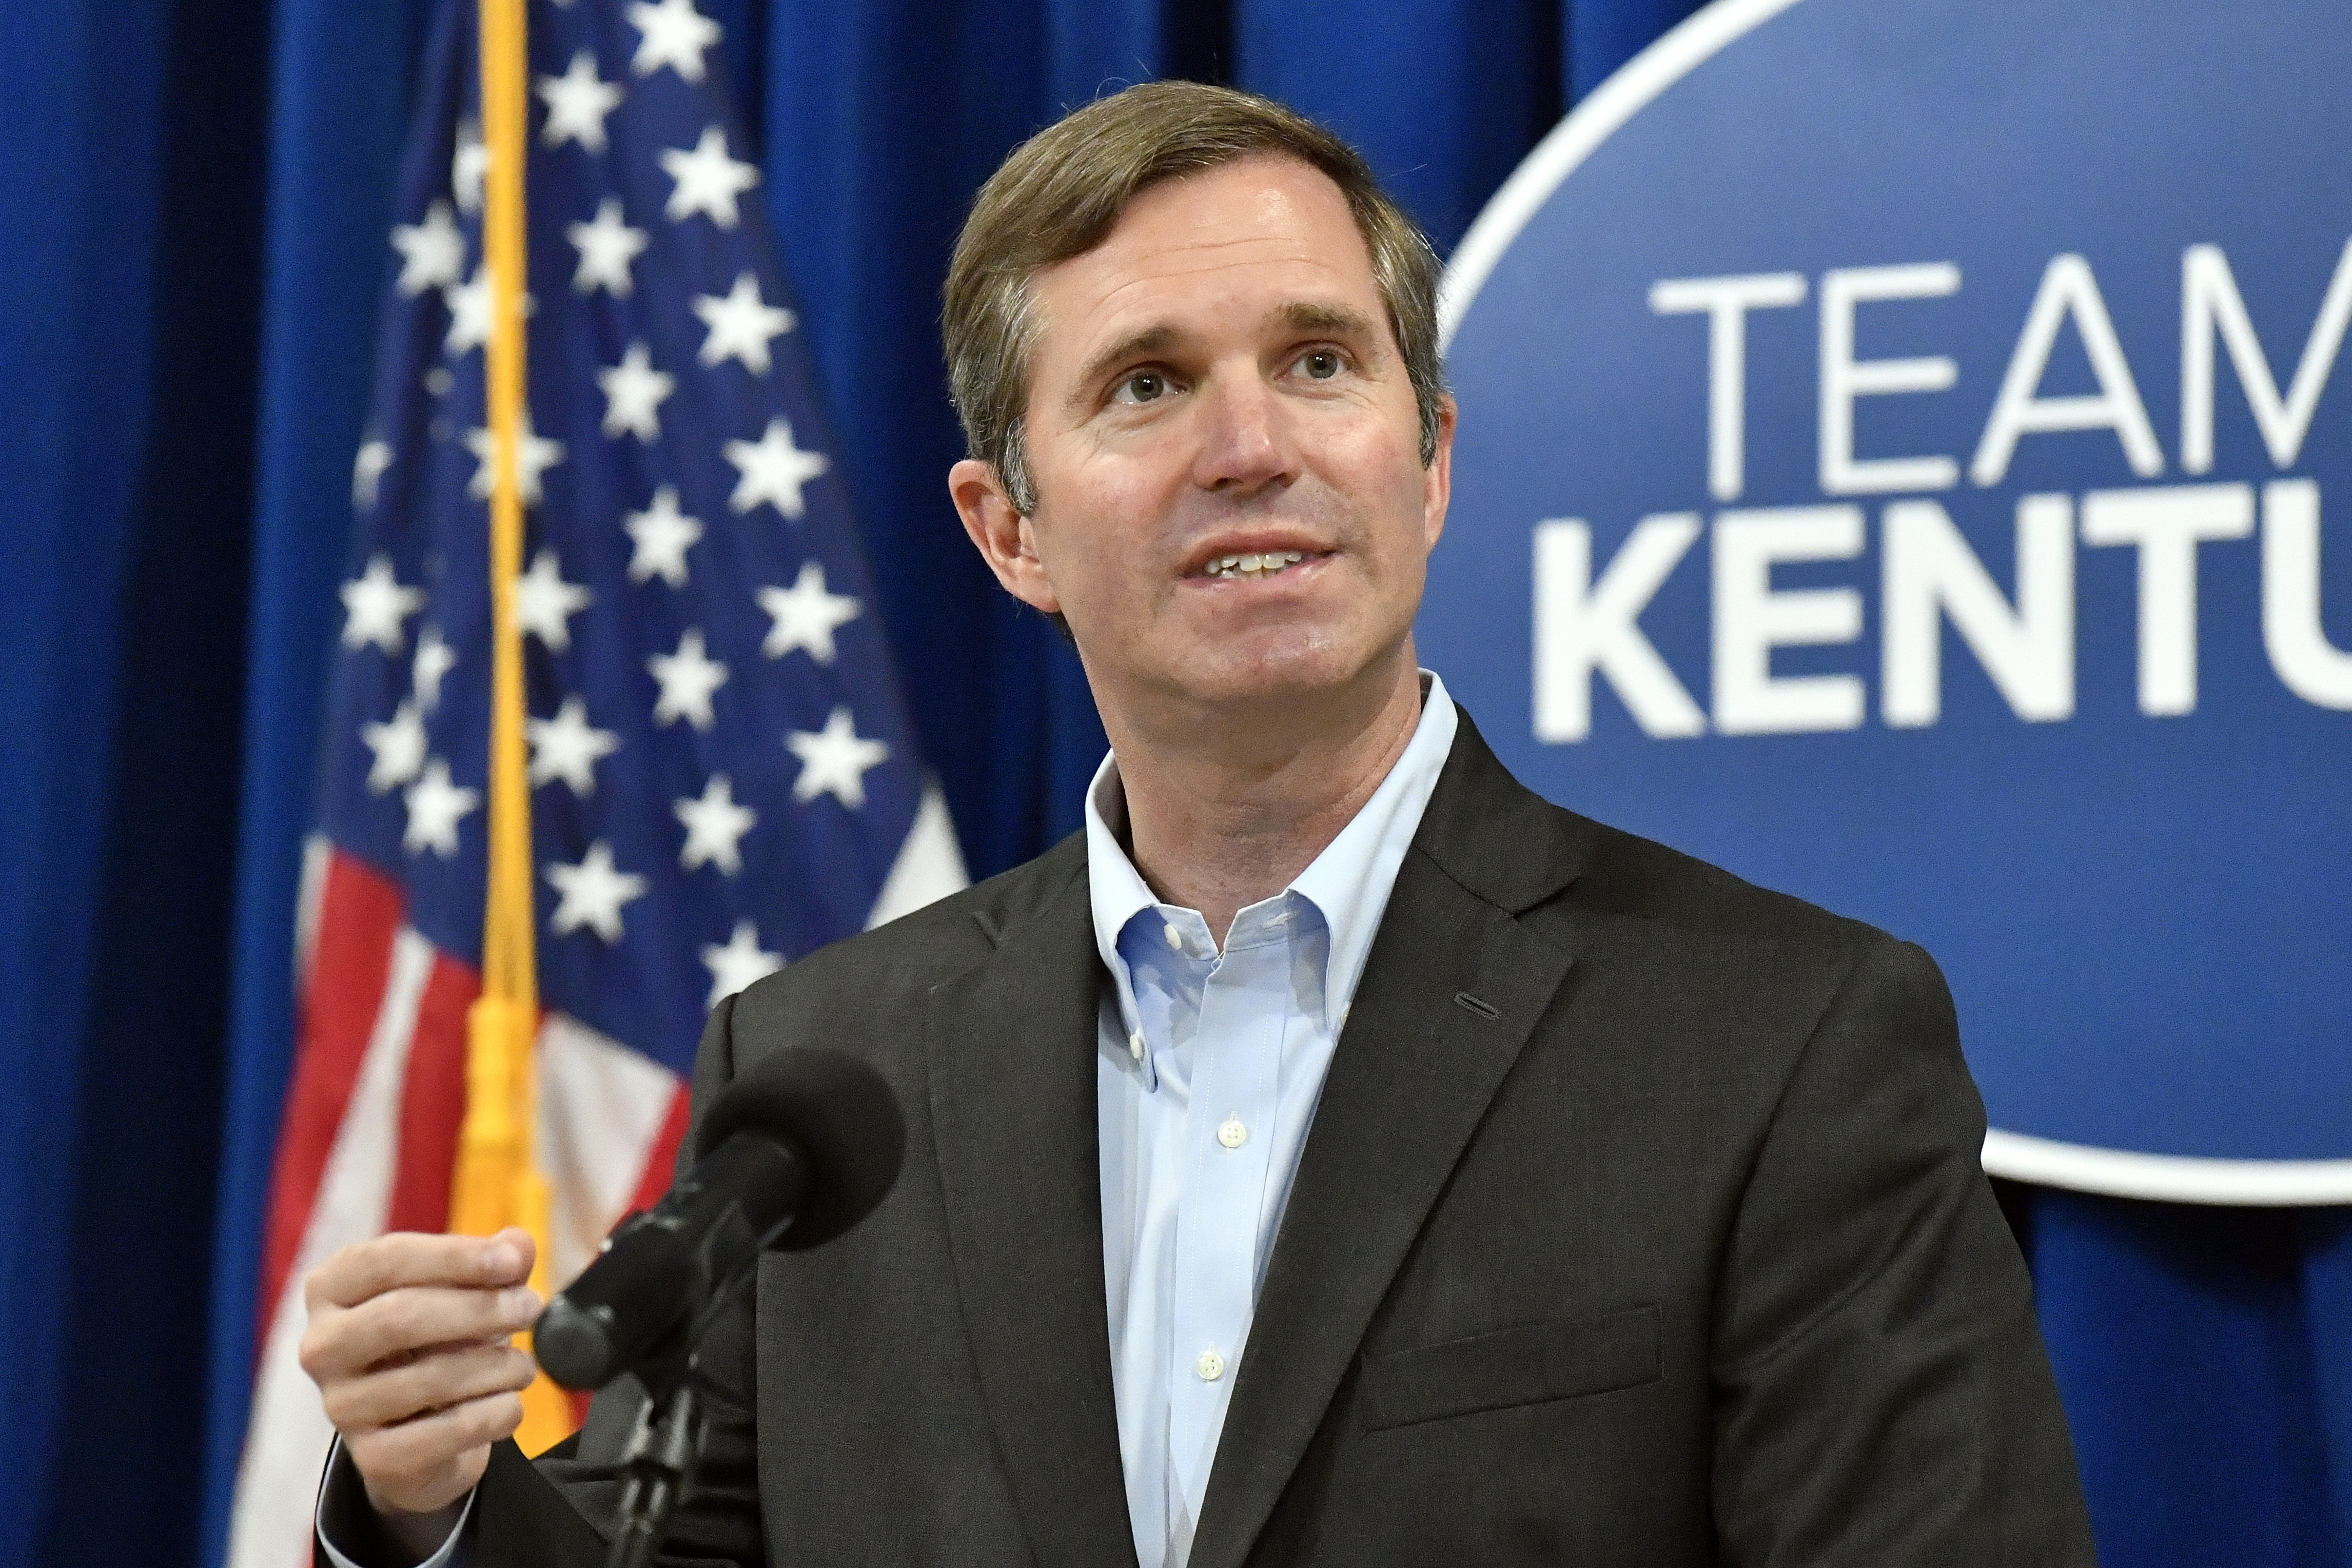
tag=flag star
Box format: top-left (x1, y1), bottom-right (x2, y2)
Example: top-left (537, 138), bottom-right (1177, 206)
top-left (659, 126), bottom-right (758, 229)
top-left (701, 918), bottom-right (784, 1006)
top-left (759, 561), bottom-right (861, 664)
top-left (466, 409), bottom-right (566, 505)
top-left (352, 440), bottom-right (394, 509)
top-left (444, 267), bottom-right (491, 354)
top-left (567, 198), bottom-right (648, 297)
top-left (537, 50), bottom-right (624, 153)
top-left (389, 201), bottom-right (464, 297)
top-left (443, 265), bottom-right (535, 358)
top-left (598, 342), bottom-right (675, 440)
top-left (624, 485), bottom-right (702, 585)
top-left (786, 706), bottom-right (890, 810)
top-left (676, 774), bottom-right (756, 875)
top-left (402, 758), bottom-right (480, 857)
top-left (360, 700), bottom-right (427, 794)
top-left (527, 695), bottom-right (620, 796)
top-left (453, 122), bottom-right (488, 213)
top-left (648, 626), bottom-right (728, 729)
top-left (514, 549), bottom-right (593, 651)
top-left (692, 272), bottom-right (796, 374)
top-left (627, 0), bottom-right (722, 83)
top-left (724, 418), bottom-right (830, 519)
top-left (546, 840), bottom-right (648, 944)
top-left (411, 625), bottom-right (457, 713)
top-left (340, 555), bottom-right (425, 653)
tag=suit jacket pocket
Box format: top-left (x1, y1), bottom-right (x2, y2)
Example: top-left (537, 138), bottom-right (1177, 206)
top-left (1357, 1303), bottom-right (1660, 1432)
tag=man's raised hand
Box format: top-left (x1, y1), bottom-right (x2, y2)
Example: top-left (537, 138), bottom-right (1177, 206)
top-left (298, 1228), bottom-right (543, 1546)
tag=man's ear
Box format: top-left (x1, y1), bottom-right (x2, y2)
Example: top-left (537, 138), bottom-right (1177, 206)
top-left (1422, 394), bottom-right (1457, 551)
top-left (950, 458), bottom-right (1062, 616)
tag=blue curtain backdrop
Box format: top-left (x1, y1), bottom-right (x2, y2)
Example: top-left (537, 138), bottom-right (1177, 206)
top-left (0, 2), bottom-right (2344, 1565)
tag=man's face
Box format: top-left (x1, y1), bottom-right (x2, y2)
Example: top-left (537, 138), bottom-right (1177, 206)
top-left (960, 155), bottom-right (1452, 720)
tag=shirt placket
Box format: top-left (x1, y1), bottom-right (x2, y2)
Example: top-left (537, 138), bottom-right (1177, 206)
top-left (1166, 917), bottom-right (1286, 1520)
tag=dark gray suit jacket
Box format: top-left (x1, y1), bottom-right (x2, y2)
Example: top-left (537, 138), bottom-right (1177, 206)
top-left (332, 709), bottom-right (2095, 1567)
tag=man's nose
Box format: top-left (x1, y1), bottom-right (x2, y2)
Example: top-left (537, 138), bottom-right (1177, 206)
top-left (1191, 368), bottom-right (1297, 496)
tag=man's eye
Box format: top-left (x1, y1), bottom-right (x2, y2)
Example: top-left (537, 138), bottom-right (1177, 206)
top-left (1115, 370), bottom-right (1170, 404)
top-left (1299, 349), bottom-right (1343, 380)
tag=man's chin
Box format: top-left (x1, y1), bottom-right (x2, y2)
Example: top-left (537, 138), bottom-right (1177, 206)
top-left (1145, 635), bottom-right (1406, 715)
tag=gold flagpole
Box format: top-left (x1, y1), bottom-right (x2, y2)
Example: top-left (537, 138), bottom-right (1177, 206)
top-left (451, 0), bottom-right (571, 1455)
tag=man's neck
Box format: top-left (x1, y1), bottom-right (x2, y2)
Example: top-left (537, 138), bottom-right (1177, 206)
top-left (1103, 653), bottom-right (1426, 945)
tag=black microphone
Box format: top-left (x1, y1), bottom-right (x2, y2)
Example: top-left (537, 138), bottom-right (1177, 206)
top-left (532, 1046), bottom-right (905, 1392)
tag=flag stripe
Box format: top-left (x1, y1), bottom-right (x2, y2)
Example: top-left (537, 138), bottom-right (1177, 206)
top-left (866, 780), bottom-right (970, 930)
top-left (258, 852), bottom-right (404, 1344)
top-left (537, 1012), bottom-right (684, 1286)
top-left (628, 1086), bottom-right (693, 1215)
top-left (386, 953), bottom-right (481, 1234)
top-left (294, 833), bottom-right (332, 985)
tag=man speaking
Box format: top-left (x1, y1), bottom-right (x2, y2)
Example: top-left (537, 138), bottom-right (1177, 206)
top-left (299, 82), bottom-right (2097, 1567)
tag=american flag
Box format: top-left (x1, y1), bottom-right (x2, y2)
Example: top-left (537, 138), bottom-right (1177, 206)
top-left (225, 2), bottom-right (966, 1562)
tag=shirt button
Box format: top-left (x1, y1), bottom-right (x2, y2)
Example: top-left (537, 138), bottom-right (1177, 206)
top-left (1128, 1031), bottom-right (1145, 1062)
top-left (1217, 1118), bottom-right (1247, 1149)
top-left (1164, 923), bottom-right (1183, 951)
top-left (1195, 1348), bottom-right (1226, 1382)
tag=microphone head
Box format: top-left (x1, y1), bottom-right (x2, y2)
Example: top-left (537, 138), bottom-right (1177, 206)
top-left (696, 1047), bottom-right (904, 1250)
top-left (532, 1294), bottom-right (617, 1391)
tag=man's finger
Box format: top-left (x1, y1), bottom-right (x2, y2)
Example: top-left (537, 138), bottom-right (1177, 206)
top-left (306, 1230), bottom-right (531, 1311)
top-left (346, 1390), bottom-right (525, 1515)
top-left (301, 1282), bottom-right (540, 1384)
top-left (322, 1341), bottom-right (538, 1434)
top-left (486, 1226), bottom-right (536, 1280)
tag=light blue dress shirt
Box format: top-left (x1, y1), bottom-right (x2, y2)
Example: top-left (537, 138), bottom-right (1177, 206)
top-left (1087, 672), bottom-right (1458, 1568)
top-left (322, 672), bottom-right (1458, 1568)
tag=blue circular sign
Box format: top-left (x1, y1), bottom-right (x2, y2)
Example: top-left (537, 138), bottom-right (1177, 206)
top-left (1425, 0), bottom-right (2352, 1201)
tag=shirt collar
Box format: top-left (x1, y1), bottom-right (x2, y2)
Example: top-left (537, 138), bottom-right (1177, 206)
top-left (1083, 670), bottom-right (1459, 1032)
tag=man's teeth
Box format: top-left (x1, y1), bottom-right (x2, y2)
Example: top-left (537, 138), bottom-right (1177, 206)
top-left (1203, 551), bottom-right (1307, 580)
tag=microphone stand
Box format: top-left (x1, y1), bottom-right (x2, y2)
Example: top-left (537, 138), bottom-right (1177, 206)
top-left (603, 1340), bottom-right (706, 1568)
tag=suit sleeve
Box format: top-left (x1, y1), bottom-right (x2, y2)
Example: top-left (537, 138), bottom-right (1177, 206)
top-left (1709, 935), bottom-right (2097, 1568)
top-left (463, 992), bottom-right (766, 1568)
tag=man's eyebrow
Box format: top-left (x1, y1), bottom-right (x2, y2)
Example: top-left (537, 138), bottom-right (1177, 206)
top-left (1279, 301), bottom-right (1379, 338)
top-left (1070, 325), bottom-right (1182, 408)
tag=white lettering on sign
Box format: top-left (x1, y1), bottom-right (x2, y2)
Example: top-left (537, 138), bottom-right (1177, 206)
top-left (1532, 482), bottom-right (2351, 740)
top-left (2181, 239), bottom-right (2352, 474)
top-left (1818, 262), bottom-right (1962, 496)
top-left (1711, 505), bottom-right (1866, 735)
top-left (1649, 271), bottom-right (1808, 502)
top-left (2080, 483), bottom-right (2254, 715)
top-left (1972, 253), bottom-right (2165, 487)
top-left (1532, 514), bottom-right (1705, 741)
top-left (1882, 494), bottom-right (2075, 727)
top-left (2262, 478), bottom-right (2352, 708)
top-left (1533, 241), bottom-right (2352, 742)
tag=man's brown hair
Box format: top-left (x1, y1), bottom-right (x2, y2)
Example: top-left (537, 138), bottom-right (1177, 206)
top-left (943, 80), bottom-right (1447, 517)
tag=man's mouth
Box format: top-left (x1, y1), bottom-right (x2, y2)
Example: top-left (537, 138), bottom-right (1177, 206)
top-left (1195, 550), bottom-right (1309, 581)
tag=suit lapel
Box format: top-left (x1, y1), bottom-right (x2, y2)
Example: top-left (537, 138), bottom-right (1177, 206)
top-left (925, 860), bottom-right (1141, 1568)
top-left (1187, 713), bottom-right (1585, 1568)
